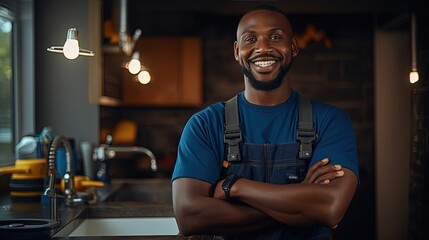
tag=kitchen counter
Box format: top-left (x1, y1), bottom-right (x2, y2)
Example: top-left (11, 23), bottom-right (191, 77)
top-left (0, 178), bottom-right (178, 240)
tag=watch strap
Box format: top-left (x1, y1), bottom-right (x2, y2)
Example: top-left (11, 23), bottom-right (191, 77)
top-left (222, 174), bottom-right (240, 202)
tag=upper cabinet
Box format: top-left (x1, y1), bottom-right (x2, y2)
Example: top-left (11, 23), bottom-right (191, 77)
top-left (123, 36), bottom-right (202, 106)
top-left (101, 36), bottom-right (202, 107)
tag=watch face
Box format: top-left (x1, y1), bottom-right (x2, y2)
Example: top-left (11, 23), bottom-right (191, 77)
top-left (222, 175), bottom-right (239, 202)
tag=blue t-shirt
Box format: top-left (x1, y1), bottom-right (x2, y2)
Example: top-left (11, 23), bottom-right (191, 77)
top-left (172, 90), bottom-right (359, 185)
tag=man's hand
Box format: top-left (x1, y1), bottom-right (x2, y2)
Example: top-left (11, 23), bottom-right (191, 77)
top-left (301, 158), bottom-right (344, 184)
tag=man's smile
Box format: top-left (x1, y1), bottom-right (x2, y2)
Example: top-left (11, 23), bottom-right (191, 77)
top-left (250, 59), bottom-right (280, 75)
top-left (253, 60), bottom-right (277, 68)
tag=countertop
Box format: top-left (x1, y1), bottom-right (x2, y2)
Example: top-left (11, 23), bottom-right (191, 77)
top-left (0, 178), bottom-right (178, 240)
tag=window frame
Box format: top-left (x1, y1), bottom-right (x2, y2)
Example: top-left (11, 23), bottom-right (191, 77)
top-left (0, 0), bottom-right (35, 167)
top-left (0, 4), bottom-right (15, 166)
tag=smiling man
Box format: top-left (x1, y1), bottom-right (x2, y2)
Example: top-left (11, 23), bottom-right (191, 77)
top-left (236, 8), bottom-right (296, 93)
top-left (172, 5), bottom-right (359, 240)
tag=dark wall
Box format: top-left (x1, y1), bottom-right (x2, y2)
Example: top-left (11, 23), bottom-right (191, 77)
top-left (35, 0), bottom-right (99, 146)
top-left (100, 12), bottom-right (375, 239)
top-left (290, 14), bottom-right (375, 240)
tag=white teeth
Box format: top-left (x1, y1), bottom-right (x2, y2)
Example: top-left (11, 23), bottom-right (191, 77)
top-left (254, 60), bottom-right (276, 67)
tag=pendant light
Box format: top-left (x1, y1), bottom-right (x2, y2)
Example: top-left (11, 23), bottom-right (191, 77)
top-left (409, 13), bottom-right (419, 84)
top-left (47, 28), bottom-right (95, 60)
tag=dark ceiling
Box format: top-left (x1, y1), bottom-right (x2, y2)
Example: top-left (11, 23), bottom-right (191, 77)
top-left (124, 0), bottom-right (412, 15)
top-left (103, 0), bottom-right (415, 37)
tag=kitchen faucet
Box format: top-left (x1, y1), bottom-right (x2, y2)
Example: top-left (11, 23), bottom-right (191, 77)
top-left (93, 135), bottom-right (158, 182)
top-left (43, 135), bottom-right (81, 222)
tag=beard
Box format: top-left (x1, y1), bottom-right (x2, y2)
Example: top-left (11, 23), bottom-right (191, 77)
top-left (241, 59), bottom-right (293, 91)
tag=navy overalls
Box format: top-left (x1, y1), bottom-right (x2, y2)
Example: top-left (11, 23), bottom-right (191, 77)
top-left (218, 94), bottom-right (331, 240)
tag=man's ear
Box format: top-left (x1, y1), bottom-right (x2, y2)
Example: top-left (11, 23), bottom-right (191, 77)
top-left (292, 38), bottom-right (299, 57)
top-left (233, 41), bottom-right (239, 61)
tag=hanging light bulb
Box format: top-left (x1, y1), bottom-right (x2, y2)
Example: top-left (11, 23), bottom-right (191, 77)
top-left (410, 70), bottom-right (419, 84)
top-left (63, 29), bottom-right (79, 59)
top-left (127, 52), bottom-right (142, 74)
top-left (409, 13), bottom-right (419, 84)
top-left (47, 28), bottom-right (95, 59)
top-left (138, 70), bottom-right (151, 84)
top-left (122, 51), bottom-right (151, 81)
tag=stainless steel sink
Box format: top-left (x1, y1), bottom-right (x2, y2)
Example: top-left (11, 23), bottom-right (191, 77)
top-left (67, 217), bottom-right (179, 236)
top-left (103, 178), bottom-right (172, 203)
top-left (54, 178), bottom-right (177, 237)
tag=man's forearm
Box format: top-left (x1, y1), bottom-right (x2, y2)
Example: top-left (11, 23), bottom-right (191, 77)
top-left (230, 169), bottom-right (357, 228)
top-left (173, 178), bottom-right (277, 236)
top-left (201, 206), bottom-right (277, 236)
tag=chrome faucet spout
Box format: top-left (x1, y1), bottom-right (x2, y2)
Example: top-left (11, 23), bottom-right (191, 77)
top-left (93, 142), bottom-right (158, 183)
top-left (43, 135), bottom-right (77, 222)
top-left (107, 146), bottom-right (158, 171)
top-left (92, 135), bottom-right (158, 182)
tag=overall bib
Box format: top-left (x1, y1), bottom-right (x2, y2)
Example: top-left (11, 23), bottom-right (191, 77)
top-left (219, 95), bottom-right (331, 240)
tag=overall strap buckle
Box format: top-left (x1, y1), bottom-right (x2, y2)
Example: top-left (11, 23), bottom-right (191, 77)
top-left (297, 95), bottom-right (317, 159)
top-left (224, 95), bottom-right (241, 162)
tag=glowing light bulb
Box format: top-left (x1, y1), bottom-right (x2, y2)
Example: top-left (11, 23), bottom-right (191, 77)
top-left (128, 59), bottom-right (141, 74)
top-left (138, 70), bottom-right (151, 84)
top-left (47, 28), bottom-right (94, 59)
top-left (63, 38), bottom-right (80, 60)
top-left (409, 71), bottom-right (419, 84)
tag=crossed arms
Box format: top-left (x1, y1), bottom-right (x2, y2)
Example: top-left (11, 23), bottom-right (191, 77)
top-left (173, 158), bottom-right (358, 236)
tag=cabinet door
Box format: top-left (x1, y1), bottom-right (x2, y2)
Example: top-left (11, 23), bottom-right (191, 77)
top-left (122, 37), bottom-right (202, 106)
top-left (180, 37), bottom-right (202, 106)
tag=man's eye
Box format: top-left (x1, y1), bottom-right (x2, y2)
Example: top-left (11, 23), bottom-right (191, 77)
top-left (244, 37), bottom-right (256, 43)
top-left (271, 35), bottom-right (282, 40)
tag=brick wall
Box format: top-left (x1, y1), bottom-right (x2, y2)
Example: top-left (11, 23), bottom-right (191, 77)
top-left (290, 14), bottom-right (375, 239)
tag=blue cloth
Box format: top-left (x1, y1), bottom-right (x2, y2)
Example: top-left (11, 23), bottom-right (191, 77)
top-left (221, 140), bottom-right (331, 239)
top-left (172, 90), bottom-right (359, 185)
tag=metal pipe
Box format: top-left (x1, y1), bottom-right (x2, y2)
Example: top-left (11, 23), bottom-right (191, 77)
top-left (119, 0), bottom-right (128, 50)
top-left (410, 13), bottom-right (417, 71)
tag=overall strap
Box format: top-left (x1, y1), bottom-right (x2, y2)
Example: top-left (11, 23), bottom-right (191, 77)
top-left (297, 95), bottom-right (317, 159)
top-left (224, 94), bottom-right (316, 161)
top-left (224, 95), bottom-right (242, 162)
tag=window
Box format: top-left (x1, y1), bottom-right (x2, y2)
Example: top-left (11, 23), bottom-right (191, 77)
top-left (0, 6), bottom-right (14, 163)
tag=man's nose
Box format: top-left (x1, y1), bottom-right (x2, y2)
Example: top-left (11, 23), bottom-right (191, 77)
top-left (255, 38), bottom-right (273, 53)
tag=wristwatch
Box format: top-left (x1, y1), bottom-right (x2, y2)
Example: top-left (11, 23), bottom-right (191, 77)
top-left (222, 174), bottom-right (240, 202)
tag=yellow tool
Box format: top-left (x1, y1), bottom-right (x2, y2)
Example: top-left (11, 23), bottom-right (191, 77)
top-left (59, 175), bottom-right (104, 192)
top-left (0, 159), bottom-right (47, 179)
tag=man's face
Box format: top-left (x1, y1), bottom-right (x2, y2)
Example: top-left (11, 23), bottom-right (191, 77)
top-left (234, 10), bottom-right (299, 91)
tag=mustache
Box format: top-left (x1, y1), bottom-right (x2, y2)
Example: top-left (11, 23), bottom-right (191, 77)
top-left (248, 54), bottom-right (281, 62)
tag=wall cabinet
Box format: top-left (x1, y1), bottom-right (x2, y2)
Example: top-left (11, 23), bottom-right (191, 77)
top-left (102, 36), bottom-right (202, 107)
